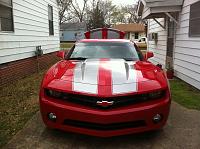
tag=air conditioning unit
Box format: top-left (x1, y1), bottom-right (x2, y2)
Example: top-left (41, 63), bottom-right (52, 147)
top-left (148, 33), bottom-right (158, 41)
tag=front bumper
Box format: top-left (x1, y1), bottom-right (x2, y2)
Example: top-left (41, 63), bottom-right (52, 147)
top-left (40, 95), bottom-right (170, 137)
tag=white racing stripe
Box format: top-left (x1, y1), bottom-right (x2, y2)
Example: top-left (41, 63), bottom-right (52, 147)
top-left (111, 60), bottom-right (137, 94)
top-left (72, 59), bottom-right (137, 95)
top-left (73, 59), bottom-right (100, 94)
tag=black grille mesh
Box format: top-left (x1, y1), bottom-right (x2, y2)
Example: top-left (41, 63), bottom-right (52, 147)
top-left (63, 119), bottom-right (146, 130)
top-left (45, 89), bottom-right (165, 109)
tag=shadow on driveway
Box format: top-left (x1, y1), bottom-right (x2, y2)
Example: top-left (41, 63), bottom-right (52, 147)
top-left (4, 102), bottom-right (200, 149)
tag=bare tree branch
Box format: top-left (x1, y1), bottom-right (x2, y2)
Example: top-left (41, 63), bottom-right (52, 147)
top-left (70, 0), bottom-right (88, 22)
top-left (57, 0), bottom-right (72, 25)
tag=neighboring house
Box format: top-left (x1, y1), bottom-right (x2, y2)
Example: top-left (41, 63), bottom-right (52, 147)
top-left (0, 0), bottom-right (60, 86)
top-left (137, 0), bottom-right (200, 89)
top-left (113, 24), bottom-right (146, 41)
top-left (60, 22), bottom-right (87, 42)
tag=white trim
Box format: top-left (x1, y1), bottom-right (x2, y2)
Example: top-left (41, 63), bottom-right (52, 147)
top-left (138, 0), bottom-right (183, 19)
top-left (165, 12), bottom-right (179, 25)
top-left (153, 18), bottom-right (166, 29)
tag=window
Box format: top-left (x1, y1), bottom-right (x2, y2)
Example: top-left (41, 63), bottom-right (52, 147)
top-left (0, 0), bottom-right (14, 32)
top-left (48, 5), bottom-right (54, 35)
top-left (69, 42), bottom-right (139, 60)
top-left (135, 32), bottom-right (139, 39)
top-left (189, 1), bottom-right (200, 37)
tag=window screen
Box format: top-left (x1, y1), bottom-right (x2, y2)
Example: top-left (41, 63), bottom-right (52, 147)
top-left (0, 0), bottom-right (13, 31)
top-left (189, 1), bottom-right (200, 37)
top-left (48, 5), bottom-right (54, 35)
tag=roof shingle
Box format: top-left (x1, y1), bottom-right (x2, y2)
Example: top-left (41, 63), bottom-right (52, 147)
top-left (113, 24), bottom-right (145, 32)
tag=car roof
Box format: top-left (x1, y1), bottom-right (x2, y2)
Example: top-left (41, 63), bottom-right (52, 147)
top-left (79, 39), bottom-right (131, 43)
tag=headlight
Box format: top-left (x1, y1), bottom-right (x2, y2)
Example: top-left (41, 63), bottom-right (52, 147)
top-left (139, 90), bottom-right (165, 101)
top-left (45, 89), bottom-right (62, 99)
top-left (148, 90), bottom-right (165, 99)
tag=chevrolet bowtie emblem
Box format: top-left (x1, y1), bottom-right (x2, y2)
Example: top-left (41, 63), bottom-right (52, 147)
top-left (96, 101), bottom-right (114, 107)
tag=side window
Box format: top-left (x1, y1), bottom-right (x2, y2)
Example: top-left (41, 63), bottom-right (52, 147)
top-left (189, 1), bottom-right (200, 37)
top-left (48, 5), bottom-right (54, 35)
top-left (0, 0), bottom-right (14, 32)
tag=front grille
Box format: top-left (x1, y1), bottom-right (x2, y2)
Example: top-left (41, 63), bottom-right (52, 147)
top-left (45, 89), bottom-right (165, 109)
top-left (63, 119), bottom-right (146, 130)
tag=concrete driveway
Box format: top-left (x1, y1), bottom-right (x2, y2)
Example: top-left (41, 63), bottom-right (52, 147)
top-left (4, 102), bottom-right (200, 149)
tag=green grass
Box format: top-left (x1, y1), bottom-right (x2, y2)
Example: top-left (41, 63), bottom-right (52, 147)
top-left (60, 42), bottom-right (74, 50)
top-left (170, 78), bottom-right (200, 110)
top-left (0, 71), bottom-right (45, 148)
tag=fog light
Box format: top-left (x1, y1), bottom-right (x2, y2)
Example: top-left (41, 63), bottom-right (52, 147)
top-left (48, 113), bottom-right (57, 122)
top-left (153, 114), bottom-right (162, 123)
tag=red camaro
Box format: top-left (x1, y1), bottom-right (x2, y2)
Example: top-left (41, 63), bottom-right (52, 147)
top-left (40, 39), bottom-right (171, 137)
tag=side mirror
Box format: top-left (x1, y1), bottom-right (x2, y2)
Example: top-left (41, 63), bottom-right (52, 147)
top-left (145, 51), bottom-right (154, 60)
top-left (56, 51), bottom-right (65, 59)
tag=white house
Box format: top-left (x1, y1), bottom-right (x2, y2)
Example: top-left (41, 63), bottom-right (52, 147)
top-left (137, 0), bottom-right (200, 90)
top-left (60, 22), bottom-right (87, 42)
top-left (0, 0), bottom-right (60, 85)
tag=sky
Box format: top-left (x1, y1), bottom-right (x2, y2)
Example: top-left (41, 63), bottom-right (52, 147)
top-left (112, 0), bottom-right (138, 6)
top-left (78, 0), bottom-right (138, 7)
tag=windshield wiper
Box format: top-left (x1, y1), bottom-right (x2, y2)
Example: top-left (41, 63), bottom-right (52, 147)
top-left (123, 58), bottom-right (136, 61)
top-left (68, 57), bottom-right (87, 60)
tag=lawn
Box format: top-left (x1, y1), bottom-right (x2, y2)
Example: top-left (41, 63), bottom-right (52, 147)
top-left (0, 71), bottom-right (45, 148)
top-left (60, 42), bottom-right (74, 50)
top-left (170, 78), bottom-right (200, 110)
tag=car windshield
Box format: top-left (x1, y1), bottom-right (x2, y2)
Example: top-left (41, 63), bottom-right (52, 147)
top-left (69, 41), bottom-right (140, 60)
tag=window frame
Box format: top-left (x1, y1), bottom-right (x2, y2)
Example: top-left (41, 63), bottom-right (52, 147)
top-left (189, 1), bottom-right (200, 37)
top-left (48, 4), bottom-right (54, 36)
top-left (0, 0), bottom-right (14, 32)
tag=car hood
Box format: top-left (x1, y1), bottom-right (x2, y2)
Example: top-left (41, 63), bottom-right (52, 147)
top-left (44, 59), bottom-right (168, 96)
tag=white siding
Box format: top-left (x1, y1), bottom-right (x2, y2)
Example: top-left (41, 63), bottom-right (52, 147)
top-left (147, 18), bottom-right (167, 67)
top-left (0, 0), bottom-right (60, 64)
top-left (146, 0), bottom-right (200, 90)
top-left (174, 0), bottom-right (200, 89)
top-left (129, 32), bottom-right (146, 41)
